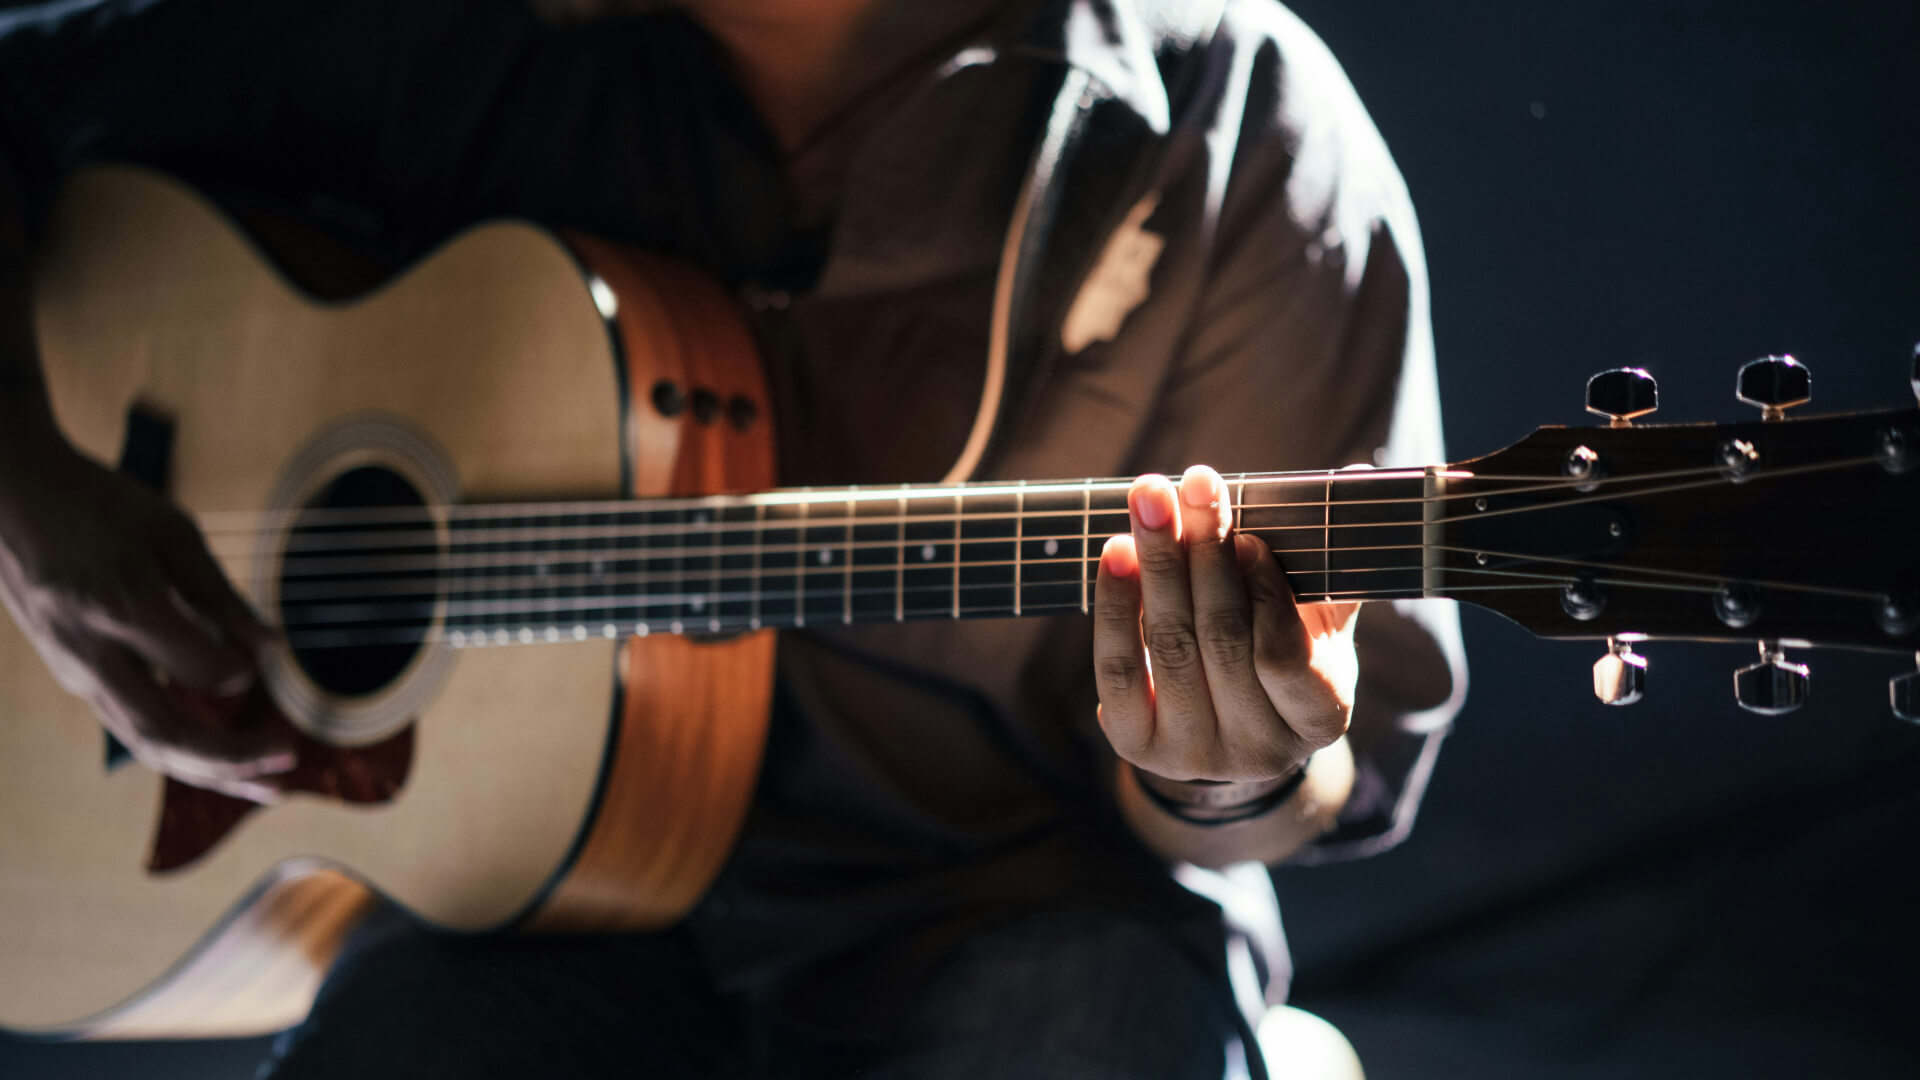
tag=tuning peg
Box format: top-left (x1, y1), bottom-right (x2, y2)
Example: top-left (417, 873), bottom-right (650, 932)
top-left (1734, 641), bottom-right (1809, 715)
top-left (1736, 355), bottom-right (1812, 420)
top-left (1586, 368), bottom-right (1658, 427)
top-left (1593, 638), bottom-right (1646, 706)
top-left (1894, 655), bottom-right (1919, 723)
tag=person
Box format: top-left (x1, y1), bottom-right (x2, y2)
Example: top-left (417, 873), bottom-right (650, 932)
top-left (0, 0), bottom-right (1465, 1075)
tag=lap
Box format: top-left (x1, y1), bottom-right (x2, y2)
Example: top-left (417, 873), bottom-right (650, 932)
top-left (262, 905), bottom-right (1244, 1080)
top-left (261, 906), bottom-right (736, 1080)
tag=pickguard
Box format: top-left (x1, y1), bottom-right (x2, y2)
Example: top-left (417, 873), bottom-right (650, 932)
top-left (147, 684), bottom-right (414, 874)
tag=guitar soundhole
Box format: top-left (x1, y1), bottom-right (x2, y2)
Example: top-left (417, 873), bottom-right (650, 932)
top-left (278, 465), bottom-right (439, 698)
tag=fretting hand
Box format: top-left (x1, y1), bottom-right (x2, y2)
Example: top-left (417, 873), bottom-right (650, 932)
top-left (1093, 465), bottom-right (1359, 788)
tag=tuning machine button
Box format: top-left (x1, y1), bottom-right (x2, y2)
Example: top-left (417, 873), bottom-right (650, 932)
top-left (1736, 355), bottom-right (1812, 420)
top-left (1586, 368), bottom-right (1659, 427)
top-left (1593, 638), bottom-right (1647, 706)
top-left (1734, 641), bottom-right (1809, 715)
top-left (1894, 655), bottom-right (1919, 723)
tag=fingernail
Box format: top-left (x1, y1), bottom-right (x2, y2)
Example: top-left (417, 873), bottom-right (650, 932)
top-left (1100, 535), bottom-right (1137, 577)
top-left (1180, 466), bottom-right (1222, 509)
top-left (1130, 478), bottom-right (1171, 530)
top-left (1234, 533), bottom-right (1262, 571)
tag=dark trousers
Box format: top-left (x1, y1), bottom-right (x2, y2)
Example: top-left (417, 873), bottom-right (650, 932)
top-left (261, 905), bottom-right (1251, 1079)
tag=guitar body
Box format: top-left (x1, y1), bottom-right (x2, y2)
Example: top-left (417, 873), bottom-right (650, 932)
top-left (0, 168), bottom-right (775, 1037)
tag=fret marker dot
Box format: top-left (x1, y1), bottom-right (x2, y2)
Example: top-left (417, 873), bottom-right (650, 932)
top-left (449, 630), bottom-right (466, 648)
top-left (494, 630), bottom-right (509, 645)
top-left (603, 623), bottom-right (619, 639)
top-left (573, 625), bottom-right (588, 641)
top-left (709, 618), bottom-right (721, 633)
top-left (670, 620), bottom-right (684, 634)
top-left (636, 623), bottom-right (650, 637)
top-left (1044, 539), bottom-right (1059, 556)
top-left (921, 544), bottom-right (936, 562)
top-left (691, 597), bottom-right (705, 612)
top-left (818, 548), bottom-right (833, 565)
top-left (519, 628), bottom-right (535, 644)
top-left (545, 626), bottom-right (560, 643)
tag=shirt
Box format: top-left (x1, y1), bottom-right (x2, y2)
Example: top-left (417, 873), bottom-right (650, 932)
top-left (0, 0), bottom-right (1465, 1036)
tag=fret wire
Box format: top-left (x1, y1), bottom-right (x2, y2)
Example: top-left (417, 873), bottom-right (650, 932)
top-left (751, 501), bottom-right (765, 630)
top-left (950, 492), bottom-right (961, 620)
top-left (1322, 474), bottom-right (1332, 600)
top-left (1013, 483), bottom-right (1025, 618)
top-left (1080, 481), bottom-right (1092, 613)
top-left (842, 486), bottom-right (855, 626)
top-left (796, 495), bottom-right (809, 628)
top-left (894, 489), bottom-right (906, 623)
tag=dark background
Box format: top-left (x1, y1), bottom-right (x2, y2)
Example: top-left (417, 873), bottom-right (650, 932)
top-left (5, 1), bottom-right (1918, 1076)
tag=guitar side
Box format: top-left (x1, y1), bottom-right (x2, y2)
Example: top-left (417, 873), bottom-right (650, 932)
top-left (0, 169), bottom-right (773, 1036)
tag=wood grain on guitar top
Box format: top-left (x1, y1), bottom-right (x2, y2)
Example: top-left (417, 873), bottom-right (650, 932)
top-left (0, 167), bottom-right (754, 1035)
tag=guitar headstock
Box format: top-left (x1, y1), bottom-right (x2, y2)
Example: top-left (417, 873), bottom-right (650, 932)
top-left (1431, 354), bottom-right (1920, 718)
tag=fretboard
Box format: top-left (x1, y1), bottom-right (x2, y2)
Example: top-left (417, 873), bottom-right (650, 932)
top-left (275, 470), bottom-right (1435, 651)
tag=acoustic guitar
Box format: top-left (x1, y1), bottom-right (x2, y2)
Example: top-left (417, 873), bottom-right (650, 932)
top-left (2, 168), bottom-right (1915, 1039)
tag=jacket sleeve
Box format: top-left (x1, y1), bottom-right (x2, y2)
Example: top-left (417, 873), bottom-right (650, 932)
top-left (1121, 1), bottom-right (1467, 860)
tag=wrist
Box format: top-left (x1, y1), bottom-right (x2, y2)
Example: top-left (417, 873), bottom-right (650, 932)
top-left (1130, 760), bottom-right (1310, 827)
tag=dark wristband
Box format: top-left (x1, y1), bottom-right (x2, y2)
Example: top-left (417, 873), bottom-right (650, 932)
top-left (1132, 758), bottom-right (1311, 827)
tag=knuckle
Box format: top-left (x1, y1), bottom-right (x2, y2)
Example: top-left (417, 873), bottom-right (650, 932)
top-left (1145, 625), bottom-right (1201, 671)
top-left (1196, 611), bottom-right (1252, 665)
top-left (1256, 626), bottom-right (1310, 672)
top-left (1096, 654), bottom-right (1147, 693)
top-left (1136, 544), bottom-right (1185, 578)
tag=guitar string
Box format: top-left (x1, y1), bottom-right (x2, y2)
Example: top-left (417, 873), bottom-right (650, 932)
top-left (268, 539), bottom-right (1426, 602)
top-left (262, 546), bottom-right (1886, 632)
top-left (260, 524), bottom-right (1892, 617)
top-left (240, 530), bottom-right (1426, 579)
top-left (190, 460), bottom-right (1742, 543)
top-left (213, 454), bottom-right (1876, 583)
top-left (271, 561), bottom-right (1765, 651)
top-left (202, 451), bottom-right (1820, 568)
top-left (270, 553), bottom-right (1438, 624)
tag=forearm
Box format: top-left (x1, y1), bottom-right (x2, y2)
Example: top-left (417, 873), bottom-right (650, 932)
top-left (1116, 736), bottom-right (1354, 869)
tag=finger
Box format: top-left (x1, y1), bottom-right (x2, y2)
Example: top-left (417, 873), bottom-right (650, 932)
top-left (161, 521), bottom-right (274, 650)
top-left (90, 643), bottom-right (295, 783)
top-left (1128, 474), bottom-right (1215, 758)
top-left (1092, 534), bottom-right (1154, 764)
top-left (1178, 467), bottom-right (1281, 737)
top-left (114, 584), bottom-right (256, 694)
top-left (1240, 534), bottom-right (1348, 751)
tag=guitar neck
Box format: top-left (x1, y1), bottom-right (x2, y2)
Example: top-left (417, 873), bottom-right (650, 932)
top-left (371, 469), bottom-right (1436, 649)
